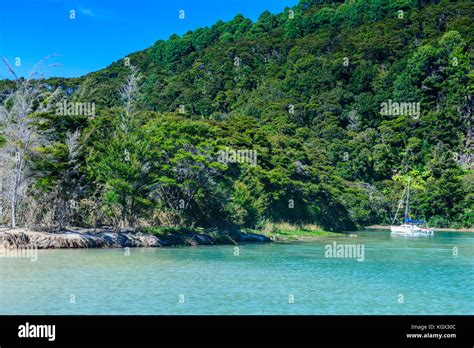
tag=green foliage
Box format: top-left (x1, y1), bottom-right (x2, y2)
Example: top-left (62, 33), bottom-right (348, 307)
top-left (3, 0), bottom-right (472, 230)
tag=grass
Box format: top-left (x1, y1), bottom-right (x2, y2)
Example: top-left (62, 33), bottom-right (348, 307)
top-left (140, 226), bottom-right (204, 236)
top-left (141, 222), bottom-right (342, 242)
top-left (253, 222), bottom-right (341, 240)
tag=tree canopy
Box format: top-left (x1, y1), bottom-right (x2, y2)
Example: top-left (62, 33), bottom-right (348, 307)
top-left (0, 0), bottom-right (472, 230)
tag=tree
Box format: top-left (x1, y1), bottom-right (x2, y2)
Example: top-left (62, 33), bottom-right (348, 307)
top-left (87, 66), bottom-right (153, 230)
top-left (145, 116), bottom-right (225, 227)
top-left (0, 58), bottom-right (61, 228)
top-left (51, 129), bottom-right (84, 230)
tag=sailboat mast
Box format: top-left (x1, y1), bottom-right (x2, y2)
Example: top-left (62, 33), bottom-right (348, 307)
top-left (391, 186), bottom-right (405, 225)
top-left (405, 176), bottom-right (410, 219)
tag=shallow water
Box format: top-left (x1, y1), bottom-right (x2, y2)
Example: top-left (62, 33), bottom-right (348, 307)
top-left (0, 230), bottom-right (472, 314)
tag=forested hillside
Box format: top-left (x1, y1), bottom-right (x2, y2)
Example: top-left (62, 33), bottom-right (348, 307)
top-left (0, 0), bottom-right (472, 231)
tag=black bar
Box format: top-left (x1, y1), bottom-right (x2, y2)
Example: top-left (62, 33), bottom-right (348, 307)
top-left (0, 315), bottom-right (472, 347)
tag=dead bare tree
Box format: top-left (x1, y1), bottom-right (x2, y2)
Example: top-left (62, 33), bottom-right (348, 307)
top-left (0, 167), bottom-right (3, 226)
top-left (116, 65), bottom-right (144, 230)
top-left (0, 57), bottom-right (61, 228)
top-left (118, 65), bottom-right (142, 135)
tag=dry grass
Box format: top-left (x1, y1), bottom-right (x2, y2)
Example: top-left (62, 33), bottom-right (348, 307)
top-left (261, 222), bottom-right (328, 235)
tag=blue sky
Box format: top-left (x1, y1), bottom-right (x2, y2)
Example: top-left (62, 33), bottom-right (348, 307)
top-left (0, 0), bottom-right (299, 79)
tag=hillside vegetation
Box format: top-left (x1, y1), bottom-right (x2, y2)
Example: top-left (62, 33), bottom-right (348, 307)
top-left (0, 0), bottom-right (472, 231)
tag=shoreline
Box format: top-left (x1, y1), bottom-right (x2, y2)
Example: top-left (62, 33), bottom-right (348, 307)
top-left (0, 227), bottom-right (270, 250)
top-left (2, 223), bottom-right (472, 250)
top-left (259, 230), bottom-right (351, 242)
top-left (365, 225), bottom-right (474, 232)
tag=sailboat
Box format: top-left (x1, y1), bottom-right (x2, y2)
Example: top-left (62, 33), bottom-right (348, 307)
top-left (390, 177), bottom-right (434, 237)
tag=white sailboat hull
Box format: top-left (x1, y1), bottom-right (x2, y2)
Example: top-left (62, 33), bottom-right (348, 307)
top-left (390, 224), bottom-right (434, 237)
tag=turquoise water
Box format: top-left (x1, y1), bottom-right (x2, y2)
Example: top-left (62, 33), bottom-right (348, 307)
top-left (0, 230), bottom-right (472, 314)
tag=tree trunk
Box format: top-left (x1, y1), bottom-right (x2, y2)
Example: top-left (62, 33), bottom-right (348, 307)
top-left (11, 150), bottom-right (21, 229)
top-left (0, 170), bottom-right (3, 225)
top-left (11, 187), bottom-right (17, 228)
top-left (120, 207), bottom-right (125, 231)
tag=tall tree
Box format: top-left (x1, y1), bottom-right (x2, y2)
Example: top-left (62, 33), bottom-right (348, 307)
top-left (0, 59), bottom-right (61, 227)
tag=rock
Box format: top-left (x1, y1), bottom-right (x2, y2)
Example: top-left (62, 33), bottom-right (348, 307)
top-left (0, 228), bottom-right (270, 249)
top-left (236, 232), bottom-right (272, 243)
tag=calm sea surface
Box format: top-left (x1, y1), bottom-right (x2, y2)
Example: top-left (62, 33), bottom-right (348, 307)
top-left (0, 230), bottom-right (472, 314)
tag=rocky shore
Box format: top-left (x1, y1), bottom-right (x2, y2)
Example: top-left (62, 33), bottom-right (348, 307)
top-left (0, 227), bottom-right (271, 249)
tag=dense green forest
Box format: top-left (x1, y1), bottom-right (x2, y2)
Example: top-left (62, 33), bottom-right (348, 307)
top-left (0, 0), bottom-right (472, 231)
